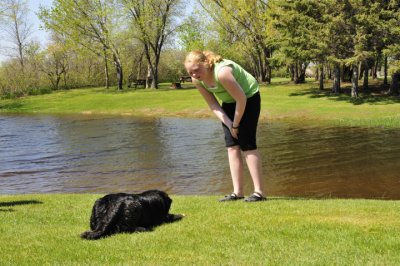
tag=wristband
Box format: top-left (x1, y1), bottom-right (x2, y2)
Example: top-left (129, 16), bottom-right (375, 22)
top-left (232, 125), bottom-right (239, 129)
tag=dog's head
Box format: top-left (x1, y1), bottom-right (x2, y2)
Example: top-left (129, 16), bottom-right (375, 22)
top-left (157, 190), bottom-right (172, 213)
top-left (140, 190), bottom-right (172, 214)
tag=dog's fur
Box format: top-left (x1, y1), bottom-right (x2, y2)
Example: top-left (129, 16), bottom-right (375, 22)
top-left (81, 190), bottom-right (183, 240)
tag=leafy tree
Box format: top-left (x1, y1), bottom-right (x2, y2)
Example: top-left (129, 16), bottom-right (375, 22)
top-left (382, 0), bottom-right (400, 95)
top-left (324, 0), bottom-right (356, 94)
top-left (40, 0), bottom-right (124, 89)
top-left (198, 0), bottom-right (272, 83)
top-left (271, 0), bottom-right (329, 85)
top-left (39, 40), bottom-right (68, 90)
top-left (177, 14), bottom-right (206, 52)
top-left (352, 0), bottom-right (382, 92)
top-left (120, 0), bottom-right (182, 89)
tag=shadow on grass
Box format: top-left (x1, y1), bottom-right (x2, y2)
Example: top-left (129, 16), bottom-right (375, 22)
top-left (289, 83), bottom-right (400, 105)
top-left (267, 196), bottom-right (340, 201)
top-left (267, 196), bottom-right (395, 201)
top-left (0, 200), bottom-right (43, 212)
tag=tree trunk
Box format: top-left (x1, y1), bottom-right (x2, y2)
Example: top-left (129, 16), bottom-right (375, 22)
top-left (359, 61), bottom-right (364, 80)
top-left (388, 72), bottom-right (400, 96)
top-left (113, 54), bottom-right (123, 90)
top-left (152, 65), bottom-right (158, 89)
top-left (63, 71), bottom-right (67, 88)
top-left (319, 65), bottom-right (324, 90)
top-left (289, 65), bottom-right (295, 81)
top-left (351, 64), bottom-right (359, 98)
top-left (103, 47), bottom-right (109, 89)
top-left (342, 65), bottom-right (352, 82)
top-left (266, 65), bottom-right (272, 84)
top-left (372, 59), bottom-right (378, 79)
top-left (263, 47), bottom-right (271, 84)
top-left (363, 61), bottom-right (369, 91)
top-left (250, 54), bottom-right (260, 81)
top-left (258, 53), bottom-right (266, 83)
top-left (340, 64), bottom-right (345, 82)
top-left (327, 64), bottom-right (332, 79)
top-left (146, 64), bottom-right (152, 89)
top-left (103, 47), bottom-right (110, 89)
top-left (298, 62), bottom-right (307, 83)
top-left (384, 56), bottom-right (388, 85)
top-left (152, 52), bottom-right (161, 89)
top-left (137, 52), bottom-right (144, 80)
top-left (294, 62), bottom-right (300, 84)
top-left (332, 63), bottom-right (341, 94)
top-left (56, 75), bottom-right (61, 90)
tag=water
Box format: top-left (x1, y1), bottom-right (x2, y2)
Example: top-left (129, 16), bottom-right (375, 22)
top-left (1, 114), bottom-right (399, 199)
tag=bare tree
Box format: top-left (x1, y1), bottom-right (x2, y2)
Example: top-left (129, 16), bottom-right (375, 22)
top-left (0, 0), bottom-right (33, 69)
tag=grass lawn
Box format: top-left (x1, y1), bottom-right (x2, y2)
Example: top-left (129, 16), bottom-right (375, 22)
top-left (1, 194), bottom-right (399, 265)
top-left (1, 79), bottom-right (399, 127)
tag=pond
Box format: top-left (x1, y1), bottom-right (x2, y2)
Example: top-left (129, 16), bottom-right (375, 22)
top-left (1, 114), bottom-right (399, 199)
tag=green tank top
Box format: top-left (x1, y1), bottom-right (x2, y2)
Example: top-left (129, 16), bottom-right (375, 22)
top-left (200, 59), bottom-right (259, 103)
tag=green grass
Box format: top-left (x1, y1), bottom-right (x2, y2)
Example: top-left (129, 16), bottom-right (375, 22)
top-left (1, 79), bottom-right (399, 127)
top-left (1, 194), bottom-right (399, 265)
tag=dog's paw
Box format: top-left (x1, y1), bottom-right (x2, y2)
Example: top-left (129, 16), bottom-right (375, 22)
top-left (80, 230), bottom-right (104, 240)
top-left (166, 213), bottom-right (185, 222)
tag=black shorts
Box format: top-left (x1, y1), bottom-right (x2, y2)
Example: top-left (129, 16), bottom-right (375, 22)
top-left (221, 92), bottom-right (260, 151)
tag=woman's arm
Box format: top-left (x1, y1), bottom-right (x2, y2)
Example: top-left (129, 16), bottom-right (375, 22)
top-left (217, 66), bottom-right (247, 138)
top-left (193, 80), bottom-right (233, 128)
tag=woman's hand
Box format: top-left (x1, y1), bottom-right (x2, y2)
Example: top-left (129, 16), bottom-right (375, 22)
top-left (230, 125), bottom-right (239, 139)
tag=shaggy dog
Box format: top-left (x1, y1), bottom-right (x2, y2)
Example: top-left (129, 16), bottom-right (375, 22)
top-left (81, 190), bottom-right (183, 240)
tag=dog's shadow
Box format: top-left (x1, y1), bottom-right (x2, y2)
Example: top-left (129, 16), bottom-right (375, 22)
top-left (0, 200), bottom-right (43, 212)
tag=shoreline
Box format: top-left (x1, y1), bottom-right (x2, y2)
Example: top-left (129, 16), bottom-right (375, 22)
top-left (1, 80), bottom-right (399, 128)
top-left (2, 109), bottom-right (399, 128)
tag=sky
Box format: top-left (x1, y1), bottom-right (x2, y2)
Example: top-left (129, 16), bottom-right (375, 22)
top-left (0, 0), bottom-right (53, 63)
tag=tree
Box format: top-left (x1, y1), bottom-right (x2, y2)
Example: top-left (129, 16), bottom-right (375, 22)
top-left (40, 0), bottom-right (124, 89)
top-left (0, 0), bottom-right (33, 69)
top-left (382, 0), bottom-right (400, 95)
top-left (352, 0), bottom-right (382, 92)
top-left (39, 42), bottom-right (68, 90)
top-left (324, 0), bottom-right (357, 94)
top-left (177, 14), bottom-right (206, 52)
top-left (198, 0), bottom-right (273, 83)
top-left (120, 0), bottom-right (181, 89)
top-left (271, 0), bottom-right (329, 85)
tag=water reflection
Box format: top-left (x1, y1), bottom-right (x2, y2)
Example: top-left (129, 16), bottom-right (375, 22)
top-left (1, 114), bottom-right (399, 199)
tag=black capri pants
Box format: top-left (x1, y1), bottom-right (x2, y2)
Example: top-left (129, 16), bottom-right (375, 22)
top-left (221, 91), bottom-right (260, 151)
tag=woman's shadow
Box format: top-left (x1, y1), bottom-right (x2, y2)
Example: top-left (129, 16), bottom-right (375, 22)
top-left (0, 200), bottom-right (43, 212)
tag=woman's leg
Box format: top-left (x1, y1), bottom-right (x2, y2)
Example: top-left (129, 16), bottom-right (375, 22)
top-left (227, 145), bottom-right (244, 197)
top-left (243, 149), bottom-right (264, 195)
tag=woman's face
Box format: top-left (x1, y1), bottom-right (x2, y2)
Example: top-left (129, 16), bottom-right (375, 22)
top-left (185, 62), bottom-right (208, 81)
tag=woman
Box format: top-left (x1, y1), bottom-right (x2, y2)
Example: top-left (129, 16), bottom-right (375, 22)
top-left (184, 50), bottom-right (266, 202)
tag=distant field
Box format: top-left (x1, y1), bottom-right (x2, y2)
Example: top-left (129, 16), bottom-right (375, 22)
top-left (1, 78), bottom-right (399, 127)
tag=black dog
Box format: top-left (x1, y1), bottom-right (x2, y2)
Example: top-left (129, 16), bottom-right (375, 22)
top-left (81, 190), bottom-right (183, 240)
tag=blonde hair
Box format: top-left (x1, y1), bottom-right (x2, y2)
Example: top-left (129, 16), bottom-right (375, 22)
top-left (185, 50), bottom-right (223, 69)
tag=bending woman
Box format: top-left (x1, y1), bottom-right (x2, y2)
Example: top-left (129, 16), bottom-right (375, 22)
top-left (184, 50), bottom-right (266, 202)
